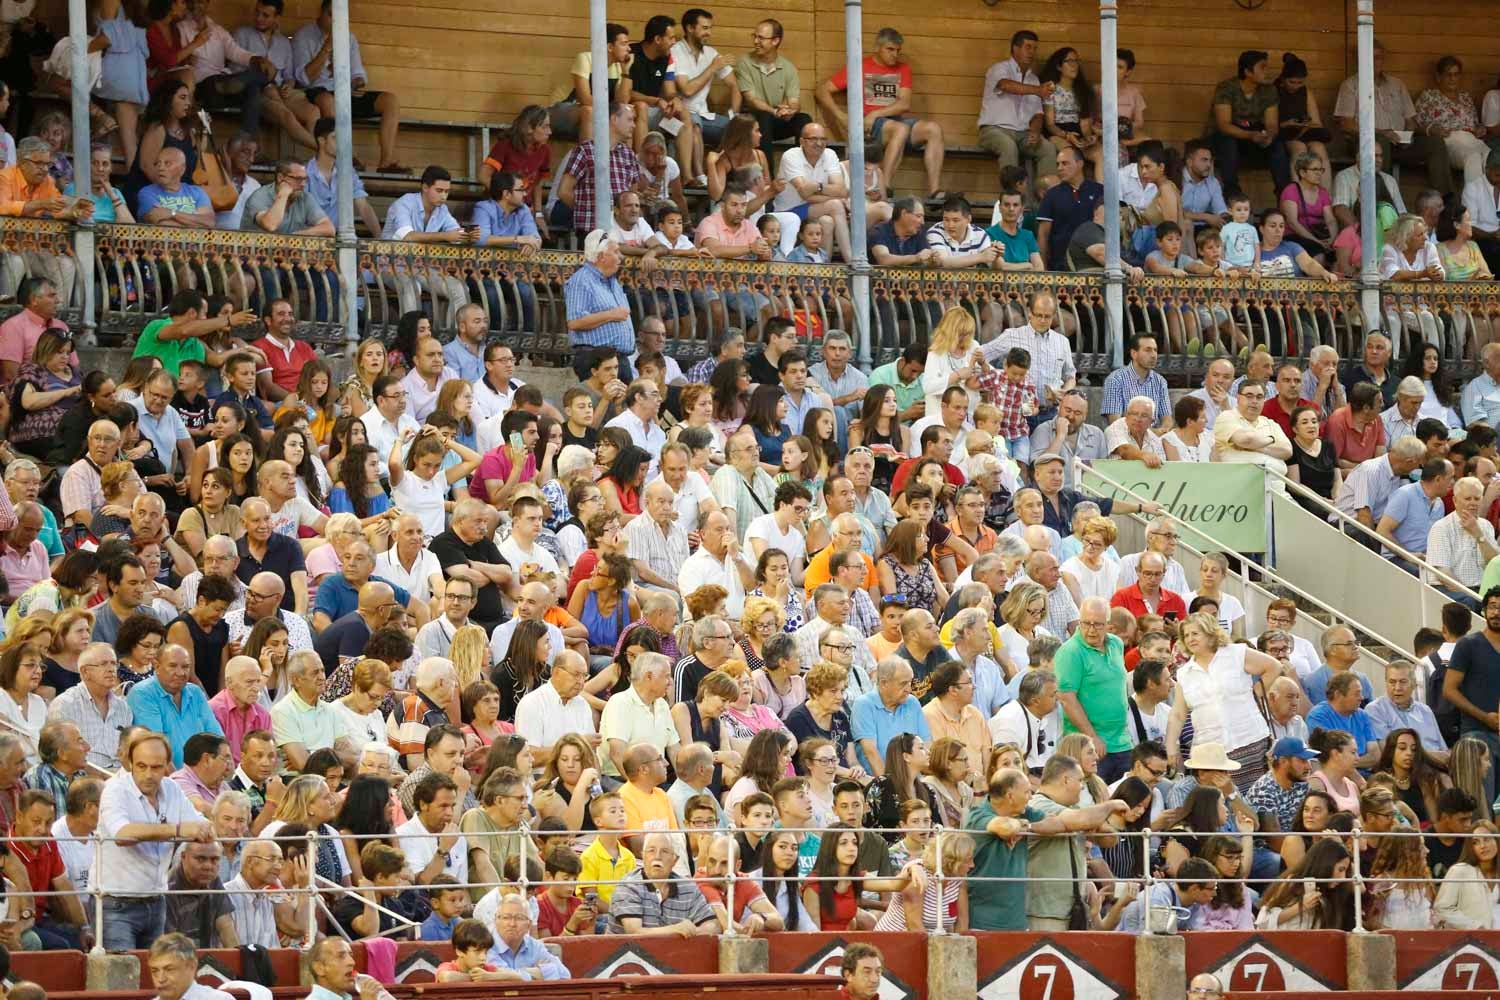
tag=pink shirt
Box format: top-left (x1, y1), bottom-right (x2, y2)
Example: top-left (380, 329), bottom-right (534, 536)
top-left (0, 539), bottom-right (48, 595)
top-left (209, 688), bottom-right (273, 762)
top-left (469, 447), bottom-right (537, 502)
top-left (174, 17), bottom-right (257, 83)
top-left (1280, 182), bottom-right (1332, 233)
top-left (695, 213), bottom-right (760, 252)
top-left (0, 309), bottom-right (76, 369)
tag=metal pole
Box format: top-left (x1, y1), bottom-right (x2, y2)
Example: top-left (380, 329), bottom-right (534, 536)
top-left (844, 0), bottom-right (872, 369)
top-left (330, 0), bottom-right (358, 344)
top-left (304, 830), bottom-right (318, 947)
top-left (1351, 820), bottom-right (1366, 933)
top-left (724, 832), bottom-right (737, 937)
top-left (588, 0), bottom-right (611, 235)
top-left (90, 834), bottom-right (104, 954)
top-left (1140, 829), bottom-right (1153, 934)
top-left (1355, 0), bottom-right (1381, 336)
top-left (1099, 0), bottom-right (1123, 367)
top-left (932, 828), bottom-right (946, 935)
top-left (67, 0), bottom-right (95, 335)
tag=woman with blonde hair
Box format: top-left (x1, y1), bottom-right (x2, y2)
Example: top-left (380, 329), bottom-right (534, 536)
top-left (339, 337), bottom-right (388, 418)
top-left (718, 658), bottom-right (789, 753)
top-left (262, 774), bottom-right (352, 887)
top-left (1167, 610), bottom-right (1287, 791)
top-left (920, 307), bottom-right (982, 417)
top-left (1060, 516), bottom-right (1120, 605)
top-left (448, 623), bottom-right (491, 693)
top-left (1368, 827), bottom-right (1435, 929)
top-left (40, 607), bottom-right (92, 699)
top-left (1449, 736), bottom-right (1493, 822)
top-left (997, 582), bottom-right (1052, 677)
top-left (1055, 732), bottom-right (1110, 806)
top-left (737, 595), bottom-right (785, 673)
top-left (539, 732), bottom-right (619, 831)
top-left (1435, 819), bottom-right (1500, 928)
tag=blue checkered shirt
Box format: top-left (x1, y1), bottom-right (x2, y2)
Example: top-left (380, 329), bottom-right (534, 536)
top-left (564, 263), bottom-right (635, 353)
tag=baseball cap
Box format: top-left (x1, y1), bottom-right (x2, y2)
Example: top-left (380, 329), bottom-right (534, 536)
top-left (1270, 737), bottom-right (1319, 761)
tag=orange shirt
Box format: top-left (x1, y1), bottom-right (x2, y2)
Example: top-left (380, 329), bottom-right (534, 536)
top-left (804, 544), bottom-right (876, 599)
top-left (0, 166), bottom-right (60, 217)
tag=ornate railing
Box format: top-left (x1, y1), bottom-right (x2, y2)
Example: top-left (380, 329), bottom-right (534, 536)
top-left (3, 219), bottom-right (1493, 379)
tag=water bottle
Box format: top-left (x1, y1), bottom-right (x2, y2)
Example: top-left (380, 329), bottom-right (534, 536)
top-left (589, 777), bottom-right (604, 799)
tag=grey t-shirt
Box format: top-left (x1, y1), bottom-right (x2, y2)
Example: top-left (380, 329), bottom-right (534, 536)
top-left (239, 186), bottom-right (329, 234)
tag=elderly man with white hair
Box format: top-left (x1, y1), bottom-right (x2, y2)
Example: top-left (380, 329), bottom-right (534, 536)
top-left (564, 229), bottom-right (636, 382)
top-left (270, 650), bottom-right (349, 770)
top-left (999, 487), bottom-right (1065, 562)
top-left (1301, 344), bottom-right (1347, 415)
top-left (1116, 518), bottom-right (1190, 595)
top-left (608, 831), bottom-right (721, 935)
top-left (1381, 376), bottom-right (1427, 444)
top-left (486, 891), bottom-right (572, 978)
top-left (1104, 395), bottom-right (1169, 468)
top-left (1427, 476), bottom-right (1498, 601)
top-left (599, 651), bottom-right (679, 778)
top-left (390, 657), bottom-right (459, 770)
top-left (178, 534), bottom-right (245, 612)
top-left (624, 478), bottom-right (691, 593)
top-left (1461, 342), bottom-right (1500, 427)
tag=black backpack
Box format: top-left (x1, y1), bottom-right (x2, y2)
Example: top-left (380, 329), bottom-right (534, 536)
top-left (1426, 649), bottom-right (1462, 747)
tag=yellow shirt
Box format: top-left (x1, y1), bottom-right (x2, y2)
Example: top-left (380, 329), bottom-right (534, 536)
top-left (578, 837), bottom-right (636, 904)
top-left (938, 618), bottom-right (1005, 662)
top-left (866, 632), bottom-right (901, 662)
top-left (922, 700), bottom-right (992, 776)
top-left (621, 782), bottom-right (679, 836)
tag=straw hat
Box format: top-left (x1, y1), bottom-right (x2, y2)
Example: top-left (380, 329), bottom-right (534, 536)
top-left (1182, 742), bottom-right (1241, 772)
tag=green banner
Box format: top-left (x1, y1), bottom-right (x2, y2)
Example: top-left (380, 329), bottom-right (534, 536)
top-left (1080, 460), bottom-right (1266, 552)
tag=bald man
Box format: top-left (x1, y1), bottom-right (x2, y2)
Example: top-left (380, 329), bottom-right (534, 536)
top-left (257, 459), bottom-right (328, 544)
top-left (139, 147), bottom-right (216, 228)
top-left (209, 655), bottom-right (272, 762)
top-left (313, 580), bottom-right (402, 674)
top-left (375, 513), bottom-right (445, 610)
top-left (623, 478), bottom-right (691, 593)
top-left (803, 511), bottom-right (880, 602)
top-left (223, 570), bottom-right (313, 652)
top-left (490, 581), bottom-right (569, 663)
top-left (677, 510), bottom-right (756, 618)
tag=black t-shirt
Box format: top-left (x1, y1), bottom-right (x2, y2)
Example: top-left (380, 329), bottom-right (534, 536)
top-left (1038, 178), bottom-right (1103, 267)
top-left (1067, 220), bottom-right (1106, 271)
top-left (628, 42), bottom-right (671, 98)
top-left (869, 221), bottom-right (924, 261)
top-left (430, 529), bottom-right (509, 631)
top-left (898, 643), bottom-right (955, 704)
top-left (562, 423), bottom-right (599, 450)
top-left (235, 534), bottom-right (307, 611)
top-left (313, 611), bottom-right (372, 674)
top-left (173, 390), bottom-right (211, 436)
top-left (746, 350), bottom-right (779, 387)
top-left (1426, 834), bottom-right (1465, 881)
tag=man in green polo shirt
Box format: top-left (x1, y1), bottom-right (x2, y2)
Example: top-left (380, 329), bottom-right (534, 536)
top-left (1054, 596), bottom-right (1132, 782)
top-left (867, 342), bottom-right (927, 422)
top-left (131, 289), bottom-right (257, 376)
top-left (984, 191), bottom-right (1044, 271)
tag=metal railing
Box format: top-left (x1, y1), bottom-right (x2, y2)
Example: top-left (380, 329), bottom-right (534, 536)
top-left (33, 820), bottom-right (1499, 952)
top-left (11, 216), bottom-right (1500, 376)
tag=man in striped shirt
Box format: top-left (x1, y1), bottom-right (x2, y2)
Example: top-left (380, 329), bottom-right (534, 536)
top-left (981, 293), bottom-right (1075, 428)
top-left (226, 839), bottom-right (290, 947)
top-left (564, 231), bottom-right (636, 381)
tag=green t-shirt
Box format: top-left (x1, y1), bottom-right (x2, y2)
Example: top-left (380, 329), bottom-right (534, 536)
top-left (1054, 630), bottom-right (1131, 752)
top-left (868, 362), bottom-right (923, 411)
top-left (1211, 78), bottom-right (1278, 133)
top-left (1026, 793), bottom-right (1084, 921)
top-left (131, 317), bottom-right (205, 377)
top-left (965, 798), bottom-right (1042, 930)
top-left (985, 222), bottom-right (1041, 265)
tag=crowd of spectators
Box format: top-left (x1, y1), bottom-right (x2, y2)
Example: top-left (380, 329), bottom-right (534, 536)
top-left (1, 7), bottom-right (1500, 997)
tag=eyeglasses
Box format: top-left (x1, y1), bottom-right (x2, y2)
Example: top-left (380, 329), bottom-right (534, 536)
top-left (811, 755), bottom-right (839, 765)
top-left (382, 391), bottom-right (408, 401)
top-left (822, 642), bottom-right (856, 652)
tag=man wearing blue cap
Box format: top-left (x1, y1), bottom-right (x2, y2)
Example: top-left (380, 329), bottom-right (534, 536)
top-left (1243, 736), bottom-right (1318, 830)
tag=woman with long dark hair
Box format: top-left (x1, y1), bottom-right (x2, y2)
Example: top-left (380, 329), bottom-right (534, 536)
top-left (582, 625), bottom-right (659, 714)
top-left (326, 415), bottom-right (368, 487)
top-left (568, 552), bottom-right (639, 656)
top-left (388, 310), bottom-right (431, 378)
top-left (1256, 838), bottom-right (1356, 929)
top-left (491, 619), bottom-right (550, 724)
top-left (598, 444), bottom-right (650, 520)
top-left (725, 728), bottom-right (793, 816)
top-left (1399, 341), bottom-right (1461, 429)
top-left (189, 399), bottom-right (260, 502)
top-left (802, 822), bottom-right (924, 931)
top-left (1282, 789), bottom-right (1338, 871)
top-left (742, 384), bottom-right (789, 473)
top-left (335, 773), bottom-right (397, 885)
top-left (1376, 726), bottom-right (1448, 827)
top-left (267, 425), bottom-right (325, 507)
top-left (124, 73), bottom-right (196, 213)
top-left (216, 433), bottom-right (259, 505)
top-left (1097, 776), bottom-right (1154, 882)
top-left (847, 385), bottom-right (910, 494)
top-left (1039, 46), bottom-right (1103, 179)
top-left (708, 359), bottom-right (751, 437)
top-left (864, 733), bottom-right (941, 842)
top-left (1192, 835), bottom-right (1254, 929)
top-left (327, 443), bottom-right (391, 522)
top-left (752, 827), bottom-right (815, 929)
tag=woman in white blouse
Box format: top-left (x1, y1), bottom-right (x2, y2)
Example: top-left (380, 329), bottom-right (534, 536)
top-left (1162, 395), bottom-right (1211, 462)
top-left (1060, 515), bottom-right (1120, 605)
top-left (920, 308), bottom-right (984, 417)
top-left (1166, 612), bottom-right (1289, 790)
top-left (997, 582), bottom-right (1053, 673)
top-left (0, 643), bottom-right (49, 765)
top-left (1378, 213), bottom-right (1446, 281)
top-left (1436, 820), bottom-right (1500, 929)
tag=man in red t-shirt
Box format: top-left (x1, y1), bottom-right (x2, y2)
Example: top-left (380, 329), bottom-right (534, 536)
top-left (814, 27), bottom-right (948, 200)
top-left (838, 942), bottom-right (885, 1000)
top-left (1261, 362), bottom-right (1318, 439)
top-left (1109, 552), bottom-right (1187, 623)
top-left (10, 788), bottom-right (86, 948)
top-left (252, 298), bottom-right (318, 401)
top-left (890, 424), bottom-right (965, 496)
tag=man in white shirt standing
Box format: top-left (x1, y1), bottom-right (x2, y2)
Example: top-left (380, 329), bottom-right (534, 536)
top-left (666, 8), bottom-right (740, 183)
top-left (98, 732), bottom-right (214, 951)
top-left (605, 380), bottom-right (668, 481)
top-left (514, 650), bottom-right (596, 768)
top-left (977, 30), bottom-right (1057, 178)
top-left (774, 122), bottom-right (851, 262)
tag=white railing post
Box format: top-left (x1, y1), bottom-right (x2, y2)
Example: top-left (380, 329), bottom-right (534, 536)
top-left (1352, 820), bottom-right (1367, 933)
top-left (844, 0), bottom-right (872, 368)
top-left (304, 829), bottom-right (318, 948)
top-left (1099, 0), bottom-right (1124, 366)
top-left (1355, 0), bottom-right (1381, 335)
top-left (90, 833), bottom-right (104, 954)
top-left (932, 827), bottom-right (946, 935)
top-left (1140, 829), bottom-right (1153, 935)
top-left (330, 0), bottom-right (359, 344)
top-left (724, 831), bottom-right (738, 937)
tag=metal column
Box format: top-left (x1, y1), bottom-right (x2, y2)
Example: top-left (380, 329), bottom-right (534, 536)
top-left (67, 0), bottom-right (95, 336)
top-left (845, 0), bottom-right (872, 367)
top-left (1355, 0), bottom-right (1380, 335)
top-left (588, 0), bottom-right (611, 234)
top-left (331, 0), bottom-right (358, 344)
top-left (1100, 0), bottom-right (1123, 367)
